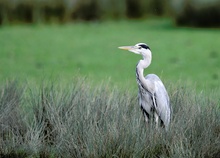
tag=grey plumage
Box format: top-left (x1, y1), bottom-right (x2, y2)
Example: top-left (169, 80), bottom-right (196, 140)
top-left (119, 43), bottom-right (171, 130)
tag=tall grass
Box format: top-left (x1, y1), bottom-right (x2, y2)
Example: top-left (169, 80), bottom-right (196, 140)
top-left (0, 79), bottom-right (219, 157)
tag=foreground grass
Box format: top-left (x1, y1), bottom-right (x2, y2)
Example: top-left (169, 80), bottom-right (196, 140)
top-left (0, 80), bottom-right (219, 157)
top-left (0, 19), bottom-right (220, 92)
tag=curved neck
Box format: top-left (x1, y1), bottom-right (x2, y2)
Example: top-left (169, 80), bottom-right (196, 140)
top-left (135, 51), bottom-right (153, 92)
top-left (136, 51), bottom-right (152, 78)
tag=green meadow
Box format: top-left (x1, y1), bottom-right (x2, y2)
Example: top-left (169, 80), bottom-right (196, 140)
top-left (1, 18), bottom-right (220, 92)
top-left (0, 19), bottom-right (220, 157)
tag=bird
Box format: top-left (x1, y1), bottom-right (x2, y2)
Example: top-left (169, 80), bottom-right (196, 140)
top-left (118, 43), bottom-right (171, 130)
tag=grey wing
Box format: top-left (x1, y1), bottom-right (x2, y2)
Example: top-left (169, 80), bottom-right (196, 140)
top-left (145, 74), bottom-right (171, 128)
top-left (137, 81), bottom-right (154, 118)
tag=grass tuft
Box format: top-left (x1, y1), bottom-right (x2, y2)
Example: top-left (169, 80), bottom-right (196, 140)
top-left (0, 79), bottom-right (219, 157)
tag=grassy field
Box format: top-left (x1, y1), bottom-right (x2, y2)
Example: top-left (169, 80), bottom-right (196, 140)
top-left (0, 80), bottom-right (219, 157)
top-left (0, 18), bottom-right (220, 92)
top-left (0, 19), bottom-right (220, 157)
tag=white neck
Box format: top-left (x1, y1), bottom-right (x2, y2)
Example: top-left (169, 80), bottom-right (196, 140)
top-left (136, 49), bottom-right (152, 76)
top-left (136, 50), bottom-right (154, 93)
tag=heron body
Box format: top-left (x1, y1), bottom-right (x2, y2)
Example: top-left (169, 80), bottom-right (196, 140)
top-left (119, 43), bottom-right (171, 130)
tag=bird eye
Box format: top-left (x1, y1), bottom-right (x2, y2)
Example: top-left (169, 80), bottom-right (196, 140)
top-left (138, 46), bottom-right (142, 49)
top-left (139, 44), bottom-right (150, 50)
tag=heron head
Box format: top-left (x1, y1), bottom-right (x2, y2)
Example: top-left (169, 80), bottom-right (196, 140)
top-left (118, 43), bottom-right (151, 55)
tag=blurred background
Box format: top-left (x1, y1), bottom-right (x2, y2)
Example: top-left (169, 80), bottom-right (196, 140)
top-left (0, 0), bottom-right (220, 26)
top-left (0, 0), bottom-right (220, 92)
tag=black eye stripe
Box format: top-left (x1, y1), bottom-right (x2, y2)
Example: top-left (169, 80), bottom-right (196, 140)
top-left (139, 44), bottom-right (150, 50)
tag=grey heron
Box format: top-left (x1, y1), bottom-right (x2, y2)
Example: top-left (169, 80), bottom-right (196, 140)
top-left (118, 43), bottom-right (171, 130)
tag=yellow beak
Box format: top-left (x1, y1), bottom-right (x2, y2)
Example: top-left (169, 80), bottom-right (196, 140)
top-left (118, 46), bottom-right (135, 51)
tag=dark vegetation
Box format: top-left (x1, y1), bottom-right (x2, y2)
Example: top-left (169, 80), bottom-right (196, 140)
top-left (1, 0), bottom-right (220, 27)
top-left (0, 80), bottom-right (219, 157)
top-left (171, 0), bottom-right (220, 27)
top-left (0, 0), bottom-right (169, 24)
